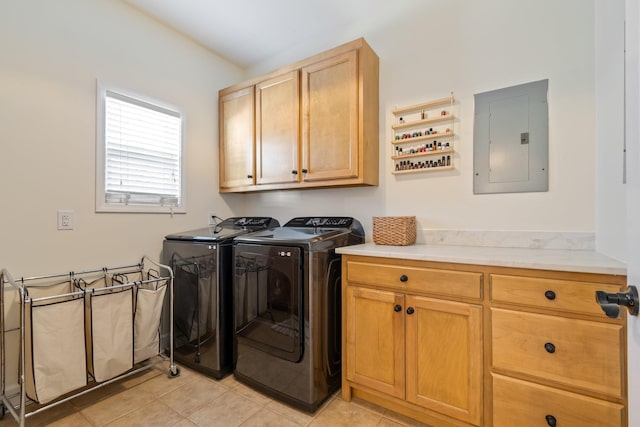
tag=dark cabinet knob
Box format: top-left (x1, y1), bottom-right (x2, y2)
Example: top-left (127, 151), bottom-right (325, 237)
top-left (400, 275), bottom-right (408, 282)
top-left (406, 307), bottom-right (415, 315)
top-left (545, 414), bottom-right (557, 427)
top-left (544, 342), bottom-right (556, 354)
top-left (394, 304), bottom-right (402, 312)
top-left (544, 290), bottom-right (556, 300)
top-left (302, 168), bottom-right (308, 174)
top-left (247, 174), bottom-right (253, 179)
top-left (291, 170), bottom-right (298, 175)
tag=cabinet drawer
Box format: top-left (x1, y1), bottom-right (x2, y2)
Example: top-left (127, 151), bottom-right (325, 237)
top-left (491, 274), bottom-right (622, 317)
top-left (492, 374), bottom-right (624, 427)
top-left (491, 308), bottom-right (624, 398)
top-left (346, 261), bottom-right (481, 299)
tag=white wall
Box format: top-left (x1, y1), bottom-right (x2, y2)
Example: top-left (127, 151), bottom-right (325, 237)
top-left (595, 0), bottom-right (627, 261)
top-left (0, 0), bottom-right (243, 275)
top-left (242, 0), bottom-right (603, 240)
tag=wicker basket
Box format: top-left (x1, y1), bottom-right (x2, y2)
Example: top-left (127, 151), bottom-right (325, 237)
top-left (373, 216), bottom-right (416, 246)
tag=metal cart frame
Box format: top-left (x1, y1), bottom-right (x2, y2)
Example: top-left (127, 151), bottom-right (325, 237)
top-left (0, 256), bottom-right (180, 427)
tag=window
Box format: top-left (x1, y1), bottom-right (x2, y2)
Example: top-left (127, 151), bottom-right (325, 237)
top-left (96, 82), bottom-right (185, 213)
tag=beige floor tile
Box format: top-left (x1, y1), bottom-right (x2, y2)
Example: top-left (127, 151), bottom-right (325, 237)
top-left (133, 367), bottom-right (204, 398)
top-left (103, 400), bottom-right (186, 427)
top-left (264, 400), bottom-right (315, 426)
top-left (188, 390), bottom-right (261, 427)
top-left (376, 417), bottom-right (408, 427)
top-left (162, 375), bottom-right (227, 417)
top-left (308, 398), bottom-right (383, 427)
top-left (239, 407), bottom-right (303, 427)
top-left (229, 381), bottom-right (273, 406)
top-left (45, 412), bottom-right (94, 427)
top-left (7, 401), bottom-right (80, 427)
top-left (80, 386), bottom-right (155, 426)
top-left (118, 366), bottom-right (164, 389)
top-left (68, 382), bottom-right (128, 410)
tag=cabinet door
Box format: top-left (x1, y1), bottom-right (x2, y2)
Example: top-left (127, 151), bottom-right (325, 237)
top-left (256, 71), bottom-right (300, 185)
top-left (219, 87), bottom-right (255, 188)
top-left (301, 50), bottom-right (358, 182)
top-left (405, 296), bottom-right (483, 426)
top-left (345, 286), bottom-right (405, 398)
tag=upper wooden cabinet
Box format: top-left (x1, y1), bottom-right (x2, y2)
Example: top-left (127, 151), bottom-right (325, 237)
top-left (218, 38), bottom-right (379, 193)
top-left (256, 71), bottom-right (300, 185)
top-left (219, 86), bottom-right (254, 189)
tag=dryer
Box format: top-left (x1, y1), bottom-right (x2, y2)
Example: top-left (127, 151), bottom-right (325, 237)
top-left (162, 217), bottom-right (279, 379)
top-left (232, 217), bottom-right (364, 411)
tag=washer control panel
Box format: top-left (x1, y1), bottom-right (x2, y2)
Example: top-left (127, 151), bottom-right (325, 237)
top-left (284, 217), bottom-right (354, 228)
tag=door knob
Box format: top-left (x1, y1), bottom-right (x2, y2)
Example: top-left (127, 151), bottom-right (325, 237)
top-left (595, 285), bottom-right (639, 318)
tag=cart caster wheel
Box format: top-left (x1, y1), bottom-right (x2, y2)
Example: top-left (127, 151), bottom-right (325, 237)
top-left (169, 366), bottom-right (181, 378)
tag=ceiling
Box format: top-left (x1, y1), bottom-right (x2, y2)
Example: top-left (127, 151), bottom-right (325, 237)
top-left (122, 0), bottom-right (426, 69)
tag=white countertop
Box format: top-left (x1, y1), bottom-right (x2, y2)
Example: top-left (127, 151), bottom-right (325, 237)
top-left (336, 243), bottom-right (627, 276)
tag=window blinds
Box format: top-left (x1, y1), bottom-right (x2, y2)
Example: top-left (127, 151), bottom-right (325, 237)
top-left (104, 90), bottom-right (182, 207)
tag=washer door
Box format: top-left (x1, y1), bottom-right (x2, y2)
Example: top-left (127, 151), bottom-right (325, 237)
top-left (234, 243), bottom-right (304, 363)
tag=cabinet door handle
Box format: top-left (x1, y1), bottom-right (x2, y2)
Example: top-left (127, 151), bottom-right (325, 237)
top-left (302, 168), bottom-right (308, 174)
top-left (544, 290), bottom-right (556, 300)
top-left (247, 174), bottom-right (253, 179)
top-left (291, 170), bottom-right (298, 175)
top-left (406, 307), bottom-right (415, 315)
top-left (399, 275), bottom-right (408, 282)
top-left (394, 304), bottom-right (402, 312)
top-left (545, 414), bottom-right (557, 427)
top-left (544, 342), bottom-right (556, 354)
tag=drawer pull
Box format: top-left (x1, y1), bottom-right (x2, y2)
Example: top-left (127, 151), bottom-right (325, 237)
top-left (545, 414), bottom-right (557, 427)
top-left (544, 342), bottom-right (556, 354)
top-left (399, 275), bottom-right (408, 282)
top-left (406, 307), bottom-right (415, 315)
top-left (394, 304), bottom-right (402, 312)
top-left (544, 290), bottom-right (556, 300)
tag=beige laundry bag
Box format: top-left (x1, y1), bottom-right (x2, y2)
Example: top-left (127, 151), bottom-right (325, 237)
top-left (25, 296), bottom-right (87, 404)
top-left (133, 281), bottom-right (167, 363)
top-left (86, 287), bottom-right (134, 382)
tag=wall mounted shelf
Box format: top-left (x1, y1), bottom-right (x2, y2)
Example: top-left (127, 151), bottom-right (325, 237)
top-left (391, 93), bottom-right (455, 174)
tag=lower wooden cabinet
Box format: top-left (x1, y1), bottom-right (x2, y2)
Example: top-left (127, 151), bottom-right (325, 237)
top-left (341, 254), bottom-right (628, 427)
top-left (492, 374), bottom-right (624, 427)
top-left (343, 256), bottom-right (483, 426)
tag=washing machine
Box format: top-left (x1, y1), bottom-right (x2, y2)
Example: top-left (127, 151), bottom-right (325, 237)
top-left (162, 216), bottom-right (279, 379)
top-left (232, 217), bottom-right (364, 411)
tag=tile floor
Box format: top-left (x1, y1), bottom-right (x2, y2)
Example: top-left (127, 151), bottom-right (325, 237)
top-left (0, 362), bottom-right (430, 426)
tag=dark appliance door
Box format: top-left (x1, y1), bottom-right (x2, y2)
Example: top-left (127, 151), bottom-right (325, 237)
top-left (234, 243), bottom-right (304, 363)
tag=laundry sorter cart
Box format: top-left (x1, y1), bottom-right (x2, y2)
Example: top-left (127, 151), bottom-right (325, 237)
top-left (0, 256), bottom-right (180, 427)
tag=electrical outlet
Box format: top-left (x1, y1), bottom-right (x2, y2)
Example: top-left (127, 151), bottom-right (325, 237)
top-left (208, 211), bottom-right (217, 225)
top-left (57, 210), bottom-right (74, 230)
